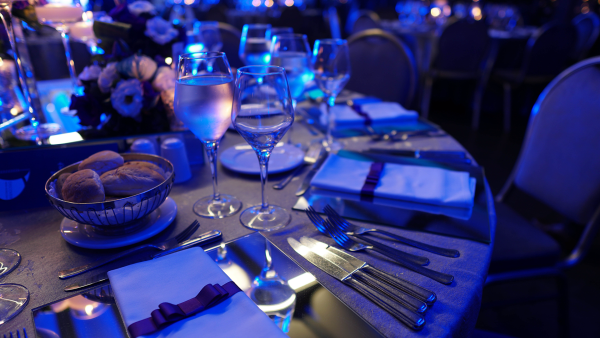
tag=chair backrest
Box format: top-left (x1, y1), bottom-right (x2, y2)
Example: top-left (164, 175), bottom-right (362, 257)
top-left (432, 18), bottom-right (491, 74)
top-left (347, 10), bottom-right (381, 34)
top-left (217, 22), bottom-right (244, 69)
top-left (571, 13), bottom-right (600, 60)
top-left (346, 29), bottom-right (417, 107)
top-left (500, 57), bottom-right (600, 226)
top-left (521, 22), bottom-right (577, 78)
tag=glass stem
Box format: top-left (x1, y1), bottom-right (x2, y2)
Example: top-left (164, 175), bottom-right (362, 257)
top-left (326, 95), bottom-right (336, 148)
top-left (58, 27), bottom-right (78, 92)
top-left (204, 140), bottom-right (221, 202)
top-left (258, 151), bottom-right (270, 211)
top-left (288, 99), bottom-right (297, 145)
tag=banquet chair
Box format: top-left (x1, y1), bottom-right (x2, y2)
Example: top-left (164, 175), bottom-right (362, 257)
top-left (485, 56), bottom-right (600, 338)
top-left (571, 12), bottom-right (600, 61)
top-left (420, 18), bottom-right (492, 130)
top-left (217, 22), bottom-right (244, 69)
top-left (492, 22), bottom-right (577, 133)
top-left (346, 10), bottom-right (381, 34)
top-left (346, 29), bottom-right (417, 107)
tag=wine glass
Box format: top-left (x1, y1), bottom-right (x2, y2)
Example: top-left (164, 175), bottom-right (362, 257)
top-left (232, 66), bottom-right (294, 231)
top-left (311, 39), bottom-right (351, 151)
top-left (174, 52), bottom-right (241, 218)
top-left (35, 0), bottom-right (84, 92)
top-left (239, 24), bottom-right (272, 66)
top-left (188, 21), bottom-right (223, 53)
top-left (271, 27), bottom-right (293, 36)
top-left (0, 248), bottom-right (29, 325)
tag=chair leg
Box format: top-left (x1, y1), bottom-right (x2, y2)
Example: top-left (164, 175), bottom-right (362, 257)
top-left (421, 77), bottom-right (433, 119)
top-left (471, 81), bottom-right (485, 131)
top-left (503, 83), bottom-right (511, 133)
top-left (557, 273), bottom-right (569, 338)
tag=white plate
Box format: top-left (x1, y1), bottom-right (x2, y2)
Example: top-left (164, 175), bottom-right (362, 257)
top-left (60, 197), bottom-right (177, 249)
top-left (220, 143), bottom-right (304, 175)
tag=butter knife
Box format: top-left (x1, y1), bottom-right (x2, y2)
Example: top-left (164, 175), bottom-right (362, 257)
top-left (64, 230), bottom-right (222, 292)
top-left (295, 147), bottom-right (329, 196)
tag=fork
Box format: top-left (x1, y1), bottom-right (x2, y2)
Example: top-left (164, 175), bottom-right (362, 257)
top-left (59, 220), bottom-right (201, 279)
top-left (306, 207), bottom-right (429, 266)
top-left (324, 205), bottom-right (460, 258)
top-left (4, 329), bottom-right (27, 338)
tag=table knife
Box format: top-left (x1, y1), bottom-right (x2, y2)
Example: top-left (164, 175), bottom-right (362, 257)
top-left (64, 230), bottom-right (222, 292)
top-left (288, 238), bottom-right (425, 330)
top-left (295, 147), bottom-right (329, 196)
top-left (300, 237), bottom-right (436, 306)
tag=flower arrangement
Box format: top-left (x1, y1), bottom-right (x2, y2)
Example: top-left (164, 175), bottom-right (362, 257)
top-left (69, 1), bottom-right (186, 137)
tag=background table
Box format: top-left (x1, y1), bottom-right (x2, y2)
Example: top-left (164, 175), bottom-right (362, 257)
top-left (0, 111), bottom-right (495, 337)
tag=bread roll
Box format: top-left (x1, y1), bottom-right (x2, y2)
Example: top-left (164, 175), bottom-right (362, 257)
top-left (61, 169), bottom-right (105, 203)
top-left (79, 150), bottom-right (124, 175)
top-left (100, 166), bottom-right (164, 196)
top-left (56, 173), bottom-right (71, 199)
top-left (123, 161), bottom-right (167, 179)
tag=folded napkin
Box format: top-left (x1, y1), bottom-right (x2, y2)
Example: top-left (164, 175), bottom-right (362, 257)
top-left (328, 102), bottom-right (419, 129)
top-left (311, 154), bottom-right (476, 209)
top-left (108, 248), bottom-right (286, 338)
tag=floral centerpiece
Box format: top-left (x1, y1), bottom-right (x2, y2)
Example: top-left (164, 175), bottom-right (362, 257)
top-left (69, 1), bottom-right (186, 137)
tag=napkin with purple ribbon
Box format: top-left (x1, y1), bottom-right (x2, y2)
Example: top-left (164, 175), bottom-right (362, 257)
top-left (311, 155), bottom-right (476, 209)
top-left (328, 102), bottom-right (419, 129)
top-left (108, 247), bottom-right (286, 338)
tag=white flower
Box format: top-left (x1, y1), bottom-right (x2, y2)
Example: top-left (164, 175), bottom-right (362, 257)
top-left (77, 64), bottom-right (102, 85)
top-left (117, 54), bottom-right (157, 82)
top-left (111, 79), bottom-right (144, 119)
top-left (97, 62), bottom-right (120, 93)
top-left (152, 66), bottom-right (176, 92)
top-left (145, 17), bottom-right (178, 45)
top-left (127, 1), bottom-right (157, 17)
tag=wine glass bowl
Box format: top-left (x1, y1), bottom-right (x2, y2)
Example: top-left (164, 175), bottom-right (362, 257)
top-left (232, 66), bottom-right (294, 231)
top-left (174, 52), bottom-right (241, 219)
top-left (239, 24), bottom-right (272, 66)
top-left (189, 21), bottom-right (223, 53)
top-left (270, 34), bottom-right (313, 101)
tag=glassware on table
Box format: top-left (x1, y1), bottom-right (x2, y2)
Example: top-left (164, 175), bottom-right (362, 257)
top-left (188, 21), bottom-right (223, 53)
top-left (35, 0), bottom-right (84, 92)
top-left (232, 66), bottom-right (294, 231)
top-left (239, 24), bottom-right (272, 66)
top-left (311, 39), bottom-right (351, 151)
top-left (0, 248), bottom-right (29, 325)
top-left (174, 52), bottom-right (241, 218)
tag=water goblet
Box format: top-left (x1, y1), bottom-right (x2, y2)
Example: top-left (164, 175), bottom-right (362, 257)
top-left (239, 24), bottom-right (272, 66)
top-left (188, 21), bottom-right (223, 53)
top-left (174, 52), bottom-right (241, 218)
top-left (311, 39), bottom-right (351, 151)
top-left (232, 66), bottom-right (294, 231)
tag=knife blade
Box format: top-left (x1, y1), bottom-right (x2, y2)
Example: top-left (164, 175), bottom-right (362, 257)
top-left (64, 230), bottom-right (222, 292)
top-left (295, 147), bottom-right (329, 196)
top-left (288, 238), bottom-right (425, 330)
top-left (300, 237), bottom-right (436, 305)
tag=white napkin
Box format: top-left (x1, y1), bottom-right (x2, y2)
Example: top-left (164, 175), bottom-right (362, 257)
top-left (108, 248), bottom-right (286, 338)
top-left (311, 155), bottom-right (476, 209)
top-left (328, 102), bottom-right (419, 128)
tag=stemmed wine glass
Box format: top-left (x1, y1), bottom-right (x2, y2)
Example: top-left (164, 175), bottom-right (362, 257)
top-left (174, 52), bottom-right (241, 218)
top-left (232, 66), bottom-right (294, 230)
top-left (188, 21), bottom-right (223, 53)
top-left (35, 0), bottom-right (84, 92)
top-left (311, 39), bottom-right (351, 151)
top-left (239, 24), bottom-right (272, 66)
top-left (0, 248), bottom-right (29, 325)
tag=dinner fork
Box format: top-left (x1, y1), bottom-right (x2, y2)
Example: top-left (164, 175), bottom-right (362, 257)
top-left (324, 205), bottom-right (460, 258)
top-left (59, 220), bottom-right (201, 279)
top-left (306, 207), bottom-right (428, 266)
top-left (4, 329), bottom-right (27, 338)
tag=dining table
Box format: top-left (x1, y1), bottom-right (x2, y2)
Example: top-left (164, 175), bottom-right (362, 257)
top-left (0, 92), bottom-right (496, 337)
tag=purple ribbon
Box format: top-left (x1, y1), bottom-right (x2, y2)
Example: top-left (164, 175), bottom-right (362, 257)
top-left (128, 281), bottom-right (242, 338)
top-left (351, 104), bottom-right (373, 126)
top-left (360, 162), bottom-right (385, 202)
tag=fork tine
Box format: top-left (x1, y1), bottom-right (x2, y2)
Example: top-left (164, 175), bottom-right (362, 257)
top-left (16, 331), bottom-right (20, 338)
top-left (23, 328), bottom-right (27, 338)
top-left (176, 220), bottom-right (200, 243)
top-left (324, 205), bottom-right (350, 230)
top-left (322, 219), bottom-right (350, 248)
top-left (305, 207), bottom-right (328, 235)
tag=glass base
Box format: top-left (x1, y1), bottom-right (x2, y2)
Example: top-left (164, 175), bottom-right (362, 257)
top-left (193, 194), bottom-right (241, 219)
top-left (0, 284), bottom-right (29, 325)
top-left (240, 205), bottom-right (291, 231)
top-left (0, 249), bottom-right (21, 278)
top-left (323, 139), bottom-right (343, 152)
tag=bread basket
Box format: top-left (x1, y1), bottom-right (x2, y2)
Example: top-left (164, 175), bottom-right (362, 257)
top-left (45, 153), bottom-right (175, 235)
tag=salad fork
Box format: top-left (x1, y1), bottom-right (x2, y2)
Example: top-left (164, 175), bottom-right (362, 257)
top-left (306, 207), bottom-right (428, 266)
top-left (306, 207), bottom-right (454, 285)
top-left (324, 205), bottom-right (460, 258)
top-left (59, 220), bottom-right (201, 279)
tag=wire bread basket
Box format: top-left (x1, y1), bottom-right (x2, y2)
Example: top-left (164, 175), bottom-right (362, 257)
top-left (45, 153), bottom-right (175, 235)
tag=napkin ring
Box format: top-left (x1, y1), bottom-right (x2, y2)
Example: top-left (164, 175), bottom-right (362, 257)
top-left (360, 162), bottom-right (385, 203)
